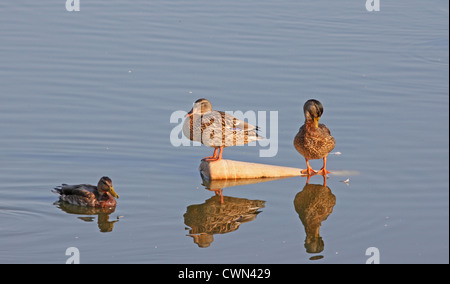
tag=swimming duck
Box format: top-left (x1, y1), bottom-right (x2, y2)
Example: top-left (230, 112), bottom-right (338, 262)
top-left (53, 177), bottom-right (119, 208)
top-left (294, 99), bottom-right (335, 175)
top-left (183, 98), bottom-right (263, 161)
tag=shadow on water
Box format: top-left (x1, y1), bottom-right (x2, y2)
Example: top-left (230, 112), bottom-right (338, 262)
top-left (293, 175), bottom-right (336, 261)
top-left (53, 202), bottom-right (120, 233)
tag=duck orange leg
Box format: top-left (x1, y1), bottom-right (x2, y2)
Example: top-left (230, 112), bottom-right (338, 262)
top-left (322, 174), bottom-right (327, 187)
top-left (316, 155), bottom-right (331, 175)
top-left (202, 147), bottom-right (223, 162)
top-left (306, 175), bottom-right (312, 184)
top-left (217, 147), bottom-right (223, 160)
top-left (202, 148), bottom-right (218, 161)
top-left (214, 188), bottom-right (224, 204)
top-left (300, 159), bottom-right (317, 175)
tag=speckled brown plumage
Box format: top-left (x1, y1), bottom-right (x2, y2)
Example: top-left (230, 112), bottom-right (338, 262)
top-left (183, 98), bottom-right (263, 161)
top-left (294, 123), bottom-right (335, 160)
top-left (294, 99), bottom-right (335, 175)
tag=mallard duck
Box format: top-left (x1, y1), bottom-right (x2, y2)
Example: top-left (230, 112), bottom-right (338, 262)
top-left (53, 177), bottom-right (119, 208)
top-left (183, 98), bottom-right (263, 161)
top-left (294, 99), bottom-right (335, 175)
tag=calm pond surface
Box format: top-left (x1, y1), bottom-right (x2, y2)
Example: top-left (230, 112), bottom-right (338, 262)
top-left (0, 0), bottom-right (448, 264)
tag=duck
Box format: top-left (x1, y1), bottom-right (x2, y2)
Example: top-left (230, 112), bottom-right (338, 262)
top-left (294, 99), bottom-right (335, 175)
top-left (53, 176), bottom-right (119, 208)
top-left (183, 98), bottom-right (263, 161)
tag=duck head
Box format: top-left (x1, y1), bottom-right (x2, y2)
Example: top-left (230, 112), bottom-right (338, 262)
top-left (303, 99), bottom-right (324, 128)
top-left (97, 176), bottom-right (119, 199)
top-left (186, 98), bottom-right (213, 117)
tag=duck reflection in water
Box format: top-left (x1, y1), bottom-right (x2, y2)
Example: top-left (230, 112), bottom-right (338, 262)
top-left (184, 177), bottom-right (266, 248)
top-left (184, 196), bottom-right (265, 248)
top-left (293, 175), bottom-right (336, 259)
top-left (54, 202), bottom-right (119, 233)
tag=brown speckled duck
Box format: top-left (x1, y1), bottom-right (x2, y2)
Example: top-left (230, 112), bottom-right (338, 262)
top-left (183, 98), bottom-right (263, 161)
top-left (294, 99), bottom-right (335, 175)
top-left (53, 177), bottom-right (119, 208)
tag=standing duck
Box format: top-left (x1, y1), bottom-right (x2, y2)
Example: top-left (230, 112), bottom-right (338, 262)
top-left (183, 98), bottom-right (263, 161)
top-left (294, 99), bottom-right (335, 175)
top-left (53, 176), bottom-right (119, 208)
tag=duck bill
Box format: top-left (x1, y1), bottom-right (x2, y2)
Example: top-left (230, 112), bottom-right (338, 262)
top-left (314, 117), bottom-right (320, 128)
top-left (185, 109), bottom-right (193, 117)
top-left (110, 187), bottom-right (119, 199)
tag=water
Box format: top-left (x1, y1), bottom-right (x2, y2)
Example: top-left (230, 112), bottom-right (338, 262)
top-left (0, 0), bottom-right (448, 264)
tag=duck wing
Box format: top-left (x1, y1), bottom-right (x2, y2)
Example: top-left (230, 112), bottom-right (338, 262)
top-left (200, 110), bottom-right (260, 132)
top-left (53, 184), bottom-right (95, 197)
top-left (204, 111), bottom-right (263, 146)
top-left (218, 111), bottom-right (259, 132)
top-left (53, 184), bottom-right (98, 206)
